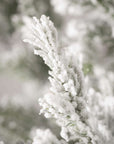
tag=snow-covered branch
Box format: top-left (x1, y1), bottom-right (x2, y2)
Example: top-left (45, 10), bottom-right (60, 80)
top-left (23, 15), bottom-right (111, 144)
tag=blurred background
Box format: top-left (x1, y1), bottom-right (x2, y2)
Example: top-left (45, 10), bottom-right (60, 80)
top-left (0, 0), bottom-right (60, 143)
top-left (0, 0), bottom-right (114, 144)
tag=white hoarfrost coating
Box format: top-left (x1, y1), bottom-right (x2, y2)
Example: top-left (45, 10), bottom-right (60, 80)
top-left (24, 15), bottom-right (111, 144)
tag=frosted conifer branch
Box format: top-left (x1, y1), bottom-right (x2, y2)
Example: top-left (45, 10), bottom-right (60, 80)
top-left (23, 15), bottom-right (110, 144)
